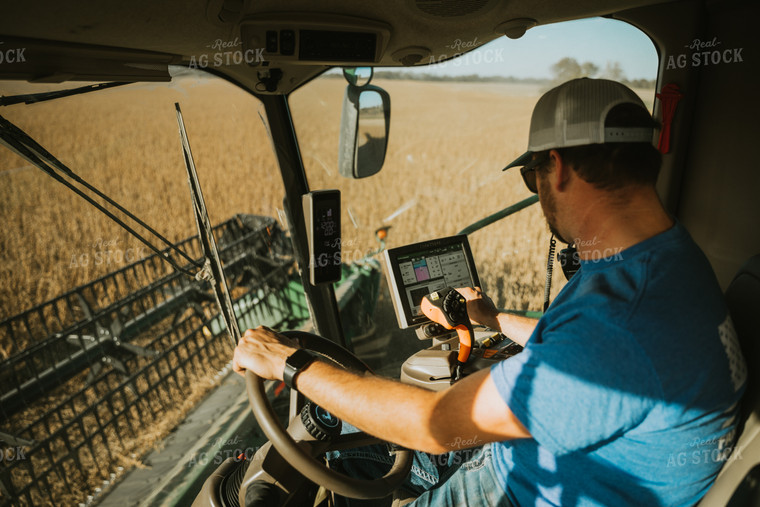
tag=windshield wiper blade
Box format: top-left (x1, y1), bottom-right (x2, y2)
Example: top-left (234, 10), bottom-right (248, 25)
top-left (175, 102), bottom-right (242, 346)
top-left (0, 81), bottom-right (132, 107)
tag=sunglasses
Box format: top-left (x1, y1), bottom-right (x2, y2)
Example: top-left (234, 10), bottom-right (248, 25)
top-left (519, 155), bottom-right (549, 194)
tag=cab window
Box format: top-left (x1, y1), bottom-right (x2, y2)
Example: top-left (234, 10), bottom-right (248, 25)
top-left (289, 17), bottom-right (658, 312)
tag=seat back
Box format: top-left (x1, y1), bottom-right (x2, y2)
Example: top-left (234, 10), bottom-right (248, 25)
top-left (699, 255), bottom-right (760, 506)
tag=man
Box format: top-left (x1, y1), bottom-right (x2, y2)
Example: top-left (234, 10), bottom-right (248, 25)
top-left (234, 78), bottom-right (746, 506)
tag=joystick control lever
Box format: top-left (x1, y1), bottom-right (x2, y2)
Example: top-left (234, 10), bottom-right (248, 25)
top-left (421, 287), bottom-right (474, 381)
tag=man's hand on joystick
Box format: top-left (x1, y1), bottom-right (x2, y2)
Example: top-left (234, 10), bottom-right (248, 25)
top-left (420, 287), bottom-right (475, 382)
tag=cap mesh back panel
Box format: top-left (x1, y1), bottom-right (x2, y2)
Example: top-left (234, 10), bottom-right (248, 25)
top-left (528, 79), bottom-right (647, 151)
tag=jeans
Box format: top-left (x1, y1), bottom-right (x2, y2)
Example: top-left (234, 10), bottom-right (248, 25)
top-left (327, 426), bottom-right (511, 506)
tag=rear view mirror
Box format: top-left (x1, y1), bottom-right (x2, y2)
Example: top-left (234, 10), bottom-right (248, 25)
top-left (339, 68), bottom-right (391, 179)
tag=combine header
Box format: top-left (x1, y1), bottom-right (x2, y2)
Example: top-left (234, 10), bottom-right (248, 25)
top-left (0, 214), bottom-right (379, 505)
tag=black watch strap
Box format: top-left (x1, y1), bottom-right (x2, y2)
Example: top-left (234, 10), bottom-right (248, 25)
top-left (283, 349), bottom-right (316, 389)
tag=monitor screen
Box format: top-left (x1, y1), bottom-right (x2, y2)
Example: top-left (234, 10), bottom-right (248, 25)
top-left (383, 235), bottom-right (480, 329)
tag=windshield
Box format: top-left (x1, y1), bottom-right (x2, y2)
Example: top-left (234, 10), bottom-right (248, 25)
top-left (290, 17), bottom-right (658, 312)
top-left (0, 72), bottom-right (282, 321)
top-left (0, 69), bottom-right (300, 505)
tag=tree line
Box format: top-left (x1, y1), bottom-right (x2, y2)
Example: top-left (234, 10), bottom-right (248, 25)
top-left (547, 57), bottom-right (654, 88)
top-left (326, 57), bottom-right (655, 89)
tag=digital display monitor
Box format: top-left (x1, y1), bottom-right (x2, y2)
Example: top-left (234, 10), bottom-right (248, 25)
top-left (383, 235), bottom-right (480, 329)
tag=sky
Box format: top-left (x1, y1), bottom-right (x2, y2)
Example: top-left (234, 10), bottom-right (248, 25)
top-left (402, 17), bottom-right (658, 81)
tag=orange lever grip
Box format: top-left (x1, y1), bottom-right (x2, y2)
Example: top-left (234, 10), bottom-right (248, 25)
top-left (420, 298), bottom-right (452, 329)
top-left (422, 298), bottom-right (474, 364)
top-left (455, 326), bottom-right (473, 364)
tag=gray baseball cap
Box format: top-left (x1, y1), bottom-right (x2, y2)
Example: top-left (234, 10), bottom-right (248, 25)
top-left (504, 78), bottom-right (655, 171)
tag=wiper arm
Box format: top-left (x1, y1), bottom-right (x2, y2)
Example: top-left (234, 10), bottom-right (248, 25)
top-left (0, 81), bottom-right (132, 107)
top-left (175, 103), bottom-right (242, 346)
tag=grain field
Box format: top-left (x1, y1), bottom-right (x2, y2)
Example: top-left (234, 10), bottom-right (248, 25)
top-left (0, 75), bottom-right (570, 331)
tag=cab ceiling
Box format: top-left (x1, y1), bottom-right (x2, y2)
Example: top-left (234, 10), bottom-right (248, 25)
top-left (0, 0), bottom-right (669, 93)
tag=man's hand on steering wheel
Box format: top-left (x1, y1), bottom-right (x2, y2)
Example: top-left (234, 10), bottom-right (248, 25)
top-left (232, 326), bottom-right (299, 381)
top-left (235, 329), bottom-right (414, 500)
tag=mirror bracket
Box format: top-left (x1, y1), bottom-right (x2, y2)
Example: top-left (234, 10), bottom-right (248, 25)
top-left (342, 67), bottom-right (373, 87)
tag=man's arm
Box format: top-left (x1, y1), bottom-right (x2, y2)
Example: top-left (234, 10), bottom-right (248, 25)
top-left (233, 327), bottom-right (531, 454)
top-left (457, 287), bottom-right (537, 346)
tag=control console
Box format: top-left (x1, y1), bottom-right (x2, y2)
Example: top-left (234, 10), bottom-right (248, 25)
top-left (421, 287), bottom-right (474, 381)
top-left (383, 236), bottom-right (523, 390)
top-left (400, 330), bottom-right (523, 390)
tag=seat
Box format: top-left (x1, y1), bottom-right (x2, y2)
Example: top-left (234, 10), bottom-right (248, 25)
top-left (698, 254), bottom-right (760, 506)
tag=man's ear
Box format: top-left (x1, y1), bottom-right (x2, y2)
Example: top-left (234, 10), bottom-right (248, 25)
top-left (549, 149), bottom-right (571, 191)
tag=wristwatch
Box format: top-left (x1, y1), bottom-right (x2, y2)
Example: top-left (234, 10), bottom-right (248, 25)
top-left (283, 349), bottom-right (316, 389)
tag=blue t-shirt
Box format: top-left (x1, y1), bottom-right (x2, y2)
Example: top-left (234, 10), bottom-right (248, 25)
top-left (490, 222), bottom-right (747, 507)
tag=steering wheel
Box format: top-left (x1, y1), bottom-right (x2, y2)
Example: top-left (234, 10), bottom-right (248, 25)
top-left (245, 330), bottom-right (413, 499)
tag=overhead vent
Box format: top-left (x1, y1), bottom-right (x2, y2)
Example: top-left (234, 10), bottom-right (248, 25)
top-left (412, 0), bottom-right (496, 18)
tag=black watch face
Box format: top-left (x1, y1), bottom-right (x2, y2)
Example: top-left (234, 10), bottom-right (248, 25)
top-left (284, 349), bottom-right (316, 388)
top-left (288, 349), bottom-right (314, 368)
